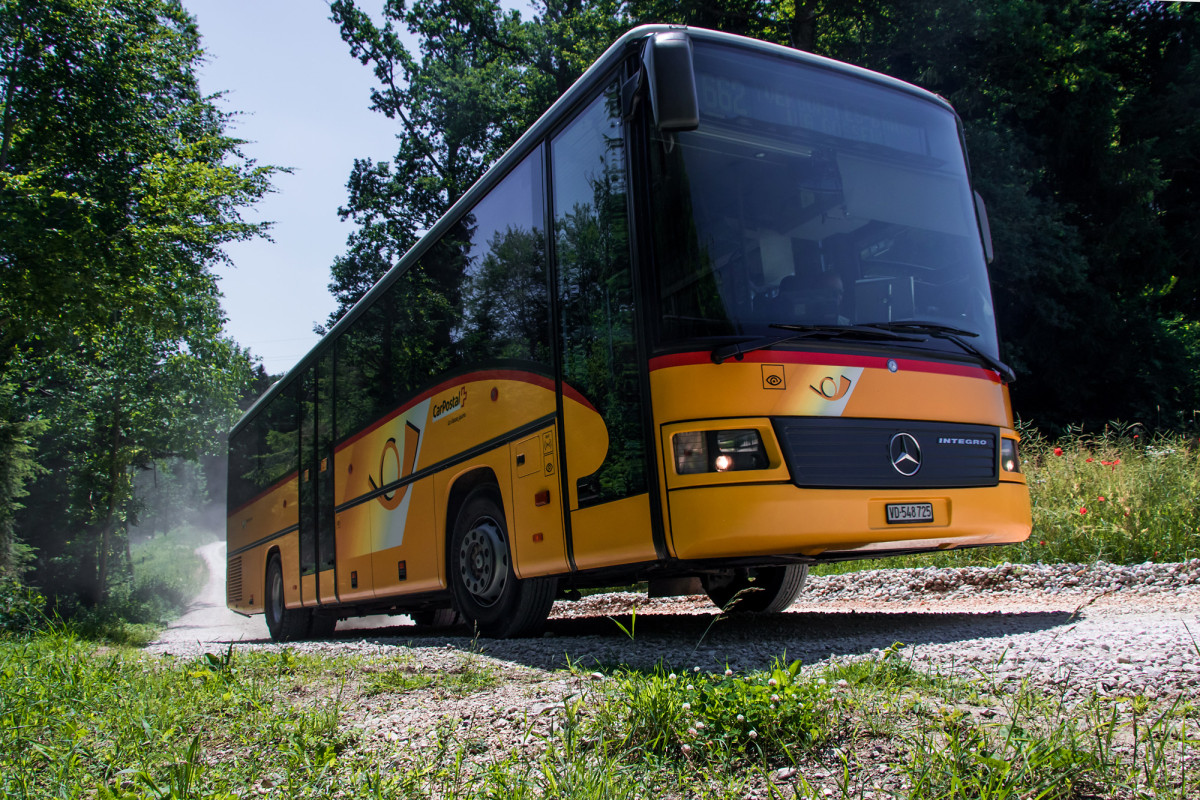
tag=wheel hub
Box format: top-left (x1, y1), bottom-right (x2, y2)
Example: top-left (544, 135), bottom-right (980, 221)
top-left (458, 517), bottom-right (509, 606)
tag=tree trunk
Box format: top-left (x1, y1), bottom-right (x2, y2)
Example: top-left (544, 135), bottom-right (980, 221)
top-left (94, 398), bottom-right (123, 605)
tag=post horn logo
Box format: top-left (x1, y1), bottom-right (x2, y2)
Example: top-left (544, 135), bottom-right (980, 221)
top-left (810, 375), bottom-right (852, 401)
top-left (369, 422), bottom-right (421, 510)
top-left (889, 432), bottom-right (922, 476)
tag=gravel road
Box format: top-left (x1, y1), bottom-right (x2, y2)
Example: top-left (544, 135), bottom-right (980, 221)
top-left (150, 543), bottom-right (1200, 702)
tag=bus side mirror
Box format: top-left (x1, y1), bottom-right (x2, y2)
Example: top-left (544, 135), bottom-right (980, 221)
top-left (644, 32), bottom-right (699, 132)
top-left (974, 190), bottom-right (994, 264)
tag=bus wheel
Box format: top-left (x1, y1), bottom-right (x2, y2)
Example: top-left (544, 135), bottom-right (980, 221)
top-left (411, 608), bottom-right (460, 627)
top-left (264, 554), bottom-right (312, 642)
top-left (449, 487), bottom-right (555, 638)
top-left (700, 565), bottom-right (808, 613)
top-left (309, 614), bottom-right (337, 638)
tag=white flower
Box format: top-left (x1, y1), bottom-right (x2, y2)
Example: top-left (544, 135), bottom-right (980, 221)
top-left (688, 727), bottom-right (697, 736)
top-left (767, 678), bottom-right (778, 687)
top-left (669, 673), bottom-right (677, 680)
top-left (725, 669), bottom-right (734, 677)
top-left (693, 666), bottom-right (701, 673)
top-left (771, 694), bottom-right (780, 703)
top-left (681, 743), bottom-right (692, 753)
top-left (817, 678), bottom-right (827, 686)
top-left (736, 714), bottom-right (745, 722)
top-left (681, 702), bottom-right (691, 711)
top-left (748, 729), bottom-right (758, 739)
top-left (687, 684), bottom-right (694, 691)
top-left (836, 679), bottom-right (849, 688)
top-left (695, 721), bottom-right (705, 731)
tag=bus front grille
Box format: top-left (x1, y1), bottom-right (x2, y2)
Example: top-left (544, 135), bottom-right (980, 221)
top-left (772, 418), bottom-right (999, 489)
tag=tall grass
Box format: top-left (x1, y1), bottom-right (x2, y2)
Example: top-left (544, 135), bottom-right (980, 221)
top-left (1017, 426), bottom-right (1200, 564)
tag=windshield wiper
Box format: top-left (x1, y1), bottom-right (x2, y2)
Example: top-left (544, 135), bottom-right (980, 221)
top-left (862, 321), bottom-right (1017, 383)
top-left (710, 324), bottom-right (920, 364)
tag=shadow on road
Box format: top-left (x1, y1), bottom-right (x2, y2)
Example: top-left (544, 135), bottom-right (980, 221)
top-left (342, 607), bottom-right (1076, 672)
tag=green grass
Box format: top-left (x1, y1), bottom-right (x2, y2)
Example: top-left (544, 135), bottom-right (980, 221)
top-left (3, 632), bottom-right (1194, 799)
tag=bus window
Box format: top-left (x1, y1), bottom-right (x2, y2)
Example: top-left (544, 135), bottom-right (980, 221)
top-left (553, 85), bottom-right (648, 508)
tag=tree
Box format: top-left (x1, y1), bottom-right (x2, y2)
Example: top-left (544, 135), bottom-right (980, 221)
top-left (323, 0), bottom-right (626, 328)
top-left (0, 0), bottom-right (276, 592)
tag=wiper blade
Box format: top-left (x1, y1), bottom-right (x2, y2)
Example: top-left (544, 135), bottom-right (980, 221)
top-left (862, 321), bottom-right (1016, 383)
top-left (860, 320), bottom-right (980, 338)
top-left (710, 324), bottom-right (921, 364)
top-left (770, 323), bottom-right (923, 341)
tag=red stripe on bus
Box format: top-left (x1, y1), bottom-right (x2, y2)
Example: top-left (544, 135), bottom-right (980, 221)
top-left (648, 350), bottom-right (1002, 382)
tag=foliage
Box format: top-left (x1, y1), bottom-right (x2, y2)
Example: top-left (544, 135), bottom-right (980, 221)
top-left (0, 0), bottom-right (276, 607)
top-left (0, 578), bottom-right (47, 634)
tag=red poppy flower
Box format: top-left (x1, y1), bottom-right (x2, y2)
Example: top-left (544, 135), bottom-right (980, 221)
top-left (1079, 507), bottom-right (1088, 515)
top-left (1053, 447), bottom-right (1063, 456)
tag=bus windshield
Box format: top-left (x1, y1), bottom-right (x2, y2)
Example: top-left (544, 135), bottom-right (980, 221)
top-left (649, 42), bottom-right (999, 360)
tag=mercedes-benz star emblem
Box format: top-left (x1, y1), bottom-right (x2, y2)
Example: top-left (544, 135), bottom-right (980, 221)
top-left (889, 433), bottom-right (922, 476)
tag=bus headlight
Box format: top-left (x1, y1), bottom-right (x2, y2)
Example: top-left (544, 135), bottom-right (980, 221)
top-left (673, 429), bottom-right (767, 474)
top-left (1001, 439), bottom-right (1020, 473)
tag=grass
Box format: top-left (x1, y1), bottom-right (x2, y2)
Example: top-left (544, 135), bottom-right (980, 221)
top-left (1, 631), bottom-right (1195, 799)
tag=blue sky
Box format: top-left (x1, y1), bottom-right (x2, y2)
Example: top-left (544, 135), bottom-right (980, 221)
top-left (185, 0), bottom-right (408, 375)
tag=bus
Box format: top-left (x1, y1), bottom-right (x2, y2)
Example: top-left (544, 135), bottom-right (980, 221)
top-left (226, 25), bottom-right (1032, 641)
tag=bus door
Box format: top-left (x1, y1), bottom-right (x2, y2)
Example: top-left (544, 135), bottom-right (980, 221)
top-left (551, 82), bottom-right (659, 570)
top-left (298, 353), bottom-right (338, 606)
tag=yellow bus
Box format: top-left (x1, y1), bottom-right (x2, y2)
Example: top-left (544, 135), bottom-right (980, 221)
top-left (226, 25), bottom-right (1032, 640)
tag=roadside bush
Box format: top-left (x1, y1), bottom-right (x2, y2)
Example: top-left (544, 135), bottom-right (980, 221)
top-left (0, 579), bottom-right (48, 634)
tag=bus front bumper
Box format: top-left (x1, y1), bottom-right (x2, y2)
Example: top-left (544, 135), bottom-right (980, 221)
top-left (666, 481), bottom-right (1032, 561)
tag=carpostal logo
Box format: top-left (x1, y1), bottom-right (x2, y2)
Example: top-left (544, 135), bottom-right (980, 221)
top-left (432, 386), bottom-right (468, 421)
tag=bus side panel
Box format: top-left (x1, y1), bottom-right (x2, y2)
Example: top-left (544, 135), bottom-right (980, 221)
top-left (275, 532), bottom-right (303, 611)
top-left (508, 426), bottom-right (567, 578)
top-left (570, 495), bottom-right (656, 571)
top-left (336, 501), bottom-right (375, 602)
top-left (226, 478), bottom-right (299, 614)
top-left (371, 476), bottom-right (441, 595)
top-left (227, 478), bottom-right (299, 555)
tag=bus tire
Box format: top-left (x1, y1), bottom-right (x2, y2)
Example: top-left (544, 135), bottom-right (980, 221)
top-left (264, 554), bottom-right (312, 642)
top-left (449, 487), bottom-right (555, 638)
top-left (309, 614), bottom-right (337, 638)
top-left (701, 564), bottom-right (808, 613)
top-left (411, 608), bottom-right (461, 627)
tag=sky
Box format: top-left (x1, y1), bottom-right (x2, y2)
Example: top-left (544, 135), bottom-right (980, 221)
top-left (185, 0), bottom-right (405, 376)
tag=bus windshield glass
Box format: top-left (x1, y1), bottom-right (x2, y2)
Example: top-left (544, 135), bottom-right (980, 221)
top-left (649, 42), bottom-right (999, 359)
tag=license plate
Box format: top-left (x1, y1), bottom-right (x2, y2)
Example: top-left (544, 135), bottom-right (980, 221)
top-left (886, 502), bottom-right (934, 524)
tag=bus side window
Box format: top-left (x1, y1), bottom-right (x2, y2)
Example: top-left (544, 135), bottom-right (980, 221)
top-left (552, 84), bottom-right (648, 508)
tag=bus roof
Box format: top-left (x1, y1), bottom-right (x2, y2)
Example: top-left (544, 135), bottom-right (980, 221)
top-left (233, 25), bottom-right (954, 434)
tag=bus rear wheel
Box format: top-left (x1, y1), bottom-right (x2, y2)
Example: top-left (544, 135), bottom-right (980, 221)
top-left (264, 554), bottom-right (313, 642)
top-left (700, 565), bottom-right (808, 613)
top-left (449, 487), bottom-right (555, 638)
